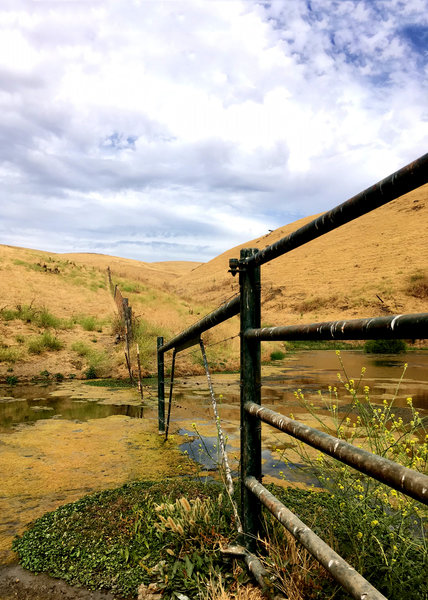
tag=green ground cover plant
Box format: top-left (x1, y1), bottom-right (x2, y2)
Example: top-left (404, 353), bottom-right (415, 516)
top-left (73, 314), bottom-right (104, 332)
top-left (13, 479), bottom-right (242, 599)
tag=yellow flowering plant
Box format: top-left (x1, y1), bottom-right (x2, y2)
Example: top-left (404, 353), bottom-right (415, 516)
top-left (274, 355), bottom-right (427, 600)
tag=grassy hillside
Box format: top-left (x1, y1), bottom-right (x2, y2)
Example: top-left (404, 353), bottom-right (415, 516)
top-left (0, 246), bottom-right (208, 381)
top-left (1, 183), bottom-right (426, 382)
top-left (174, 183), bottom-right (428, 325)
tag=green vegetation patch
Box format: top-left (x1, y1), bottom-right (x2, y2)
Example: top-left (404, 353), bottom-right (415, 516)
top-left (28, 331), bottom-right (64, 354)
top-left (284, 340), bottom-right (359, 352)
top-left (73, 314), bottom-right (104, 332)
top-left (84, 378), bottom-right (135, 388)
top-left (13, 479), bottom-right (239, 599)
top-left (0, 304), bottom-right (72, 329)
top-left (364, 339), bottom-right (407, 354)
top-left (0, 346), bottom-right (22, 363)
top-left (71, 341), bottom-right (111, 377)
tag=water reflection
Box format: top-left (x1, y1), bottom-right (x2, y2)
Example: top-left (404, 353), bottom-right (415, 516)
top-left (0, 386), bottom-right (144, 432)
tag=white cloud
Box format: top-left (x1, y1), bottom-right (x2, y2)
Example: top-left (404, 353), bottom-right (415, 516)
top-left (0, 0), bottom-right (427, 261)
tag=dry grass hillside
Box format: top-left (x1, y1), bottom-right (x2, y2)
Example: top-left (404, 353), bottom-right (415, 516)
top-left (174, 184), bottom-right (428, 326)
top-left (0, 245), bottom-right (204, 381)
top-left (0, 184), bottom-right (426, 382)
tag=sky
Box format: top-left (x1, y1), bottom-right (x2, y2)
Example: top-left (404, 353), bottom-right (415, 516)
top-left (0, 0), bottom-right (427, 263)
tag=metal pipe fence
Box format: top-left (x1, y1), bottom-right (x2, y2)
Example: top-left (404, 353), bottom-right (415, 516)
top-left (157, 153), bottom-right (428, 599)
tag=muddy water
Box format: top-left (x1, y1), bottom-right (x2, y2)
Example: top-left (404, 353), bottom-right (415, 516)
top-left (0, 382), bottom-right (188, 565)
top-left (1, 350), bottom-right (427, 565)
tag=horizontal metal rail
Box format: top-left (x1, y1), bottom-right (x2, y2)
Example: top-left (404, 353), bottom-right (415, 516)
top-left (158, 295), bottom-right (240, 354)
top-left (245, 312), bottom-right (428, 341)
top-left (245, 401), bottom-right (428, 505)
top-left (241, 152), bottom-right (428, 268)
top-left (246, 476), bottom-right (388, 600)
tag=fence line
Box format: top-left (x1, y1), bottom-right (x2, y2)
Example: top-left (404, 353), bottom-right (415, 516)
top-left (107, 267), bottom-right (143, 396)
top-left (157, 152), bottom-right (428, 599)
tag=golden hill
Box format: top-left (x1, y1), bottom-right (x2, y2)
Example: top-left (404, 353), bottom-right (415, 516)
top-left (0, 183), bottom-right (426, 381)
top-left (173, 183), bottom-right (428, 325)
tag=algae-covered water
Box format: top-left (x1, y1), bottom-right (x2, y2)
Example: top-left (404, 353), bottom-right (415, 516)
top-left (1, 350), bottom-right (427, 564)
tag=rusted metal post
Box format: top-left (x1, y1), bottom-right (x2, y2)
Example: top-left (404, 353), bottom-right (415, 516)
top-left (157, 337), bottom-right (165, 433)
top-left (136, 344), bottom-right (144, 401)
top-left (165, 350), bottom-right (177, 441)
top-left (239, 247), bottom-right (262, 551)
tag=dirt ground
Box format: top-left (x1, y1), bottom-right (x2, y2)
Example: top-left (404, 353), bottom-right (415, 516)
top-left (0, 564), bottom-right (120, 600)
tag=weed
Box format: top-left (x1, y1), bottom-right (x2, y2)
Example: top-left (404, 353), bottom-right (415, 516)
top-left (5, 375), bottom-right (18, 385)
top-left (54, 373), bottom-right (65, 382)
top-left (0, 347), bottom-right (22, 363)
top-left (15, 334), bottom-right (25, 344)
top-left (364, 339), bottom-right (407, 354)
top-left (270, 351), bottom-right (285, 361)
top-left (284, 340), bottom-right (358, 352)
top-left (28, 332), bottom-right (63, 354)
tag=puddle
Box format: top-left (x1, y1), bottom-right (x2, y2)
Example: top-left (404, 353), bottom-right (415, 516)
top-left (0, 382), bottom-right (189, 565)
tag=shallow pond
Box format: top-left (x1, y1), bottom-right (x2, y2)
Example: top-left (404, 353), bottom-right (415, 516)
top-left (1, 350), bottom-right (427, 564)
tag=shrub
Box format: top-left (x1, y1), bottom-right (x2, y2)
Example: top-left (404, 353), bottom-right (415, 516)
top-left (364, 339), bottom-right (407, 354)
top-left (406, 272), bottom-right (428, 299)
top-left (270, 350), bottom-right (286, 361)
top-left (5, 375), bottom-right (18, 385)
top-left (85, 366), bottom-right (97, 379)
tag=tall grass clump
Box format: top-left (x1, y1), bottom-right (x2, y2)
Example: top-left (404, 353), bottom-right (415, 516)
top-left (0, 346), bottom-right (22, 363)
top-left (28, 332), bottom-right (64, 354)
top-left (71, 341), bottom-right (110, 377)
top-left (406, 271), bottom-right (428, 299)
top-left (73, 315), bottom-right (103, 332)
top-left (272, 354), bottom-right (427, 599)
top-left (0, 304), bottom-right (71, 329)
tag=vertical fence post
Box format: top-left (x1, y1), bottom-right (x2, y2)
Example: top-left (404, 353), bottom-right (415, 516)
top-left (239, 247), bottom-right (262, 551)
top-left (157, 337), bottom-right (165, 433)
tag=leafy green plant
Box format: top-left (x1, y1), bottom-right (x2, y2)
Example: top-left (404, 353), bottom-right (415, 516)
top-left (270, 350), bottom-right (285, 361)
top-left (5, 375), bottom-right (18, 385)
top-left (12, 480), bottom-right (239, 599)
top-left (364, 339), bottom-right (407, 354)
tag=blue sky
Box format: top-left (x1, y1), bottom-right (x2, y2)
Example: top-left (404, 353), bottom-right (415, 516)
top-left (0, 0), bottom-right (427, 262)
